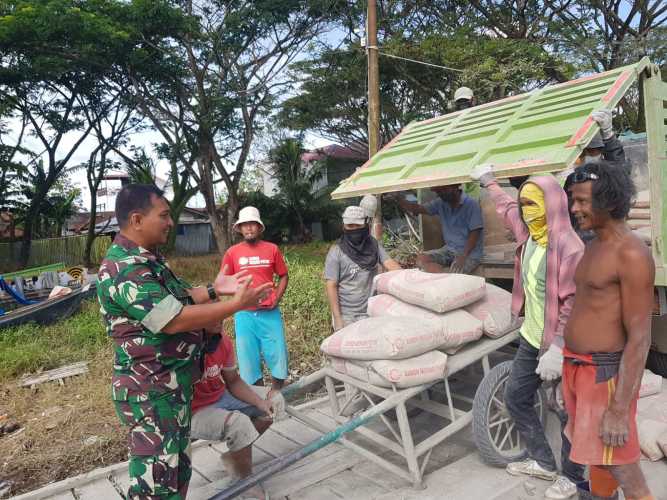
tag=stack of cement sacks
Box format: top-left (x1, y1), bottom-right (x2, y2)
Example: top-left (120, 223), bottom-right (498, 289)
top-left (320, 269), bottom-right (515, 389)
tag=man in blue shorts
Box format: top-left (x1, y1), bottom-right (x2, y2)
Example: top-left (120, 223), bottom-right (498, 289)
top-left (222, 207), bottom-right (289, 390)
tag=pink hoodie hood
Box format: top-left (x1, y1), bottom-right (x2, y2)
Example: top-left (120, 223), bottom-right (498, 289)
top-left (487, 175), bottom-right (584, 352)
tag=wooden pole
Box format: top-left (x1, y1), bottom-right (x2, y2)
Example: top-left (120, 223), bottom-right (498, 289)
top-left (367, 0), bottom-right (383, 240)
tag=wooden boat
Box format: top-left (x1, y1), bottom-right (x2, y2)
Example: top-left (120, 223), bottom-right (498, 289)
top-left (0, 262), bottom-right (95, 329)
top-left (0, 283), bottom-right (93, 329)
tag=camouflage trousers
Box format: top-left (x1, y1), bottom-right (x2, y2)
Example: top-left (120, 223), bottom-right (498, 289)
top-left (114, 392), bottom-right (192, 500)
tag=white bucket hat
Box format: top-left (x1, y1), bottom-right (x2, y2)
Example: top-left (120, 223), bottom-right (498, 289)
top-left (234, 206), bottom-right (265, 231)
top-left (342, 206), bottom-right (366, 225)
top-left (454, 86), bottom-right (474, 101)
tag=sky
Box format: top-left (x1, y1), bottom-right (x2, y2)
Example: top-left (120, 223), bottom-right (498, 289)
top-left (4, 25), bottom-right (348, 212)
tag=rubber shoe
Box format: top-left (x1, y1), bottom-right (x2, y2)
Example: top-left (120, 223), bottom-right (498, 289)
top-left (506, 459), bottom-right (558, 481)
top-left (546, 476), bottom-right (577, 499)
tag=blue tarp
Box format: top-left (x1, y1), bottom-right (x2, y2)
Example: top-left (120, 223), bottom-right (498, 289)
top-left (0, 277), bottom-right (38, 308)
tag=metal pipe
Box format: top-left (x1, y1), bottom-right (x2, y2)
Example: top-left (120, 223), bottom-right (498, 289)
top-left (208, 384), bottom-right (424, 500)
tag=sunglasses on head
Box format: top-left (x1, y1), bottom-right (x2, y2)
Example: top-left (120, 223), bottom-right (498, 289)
top-left (569, 171), bottom-right (599, 184)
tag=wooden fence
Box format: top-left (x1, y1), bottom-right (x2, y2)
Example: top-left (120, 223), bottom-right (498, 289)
top-left (0, 235), bottom-right (112, 272)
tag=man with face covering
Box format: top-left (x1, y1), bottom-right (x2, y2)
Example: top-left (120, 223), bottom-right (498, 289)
top-left (398, 184), bottom-right (484, 274)
top-left (471, 165), bottom-right (586, 500)
top-left (324, 206), bottom-right (401, 330)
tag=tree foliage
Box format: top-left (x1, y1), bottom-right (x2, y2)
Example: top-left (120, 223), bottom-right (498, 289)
top-left (0, 0), bottom-right (664, 267)
top-left (280, 31), bottom-right (574, 150)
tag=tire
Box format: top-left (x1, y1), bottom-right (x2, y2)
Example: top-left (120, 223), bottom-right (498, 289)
top-left (472, 360), bottom-right (547, 467)
top-left (646, 349), bottom-right (667, 378)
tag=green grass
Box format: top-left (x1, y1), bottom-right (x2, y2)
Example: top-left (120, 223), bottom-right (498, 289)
top-left (0, 300), bottom-right (108, 380)
top-left (0, 242), bottom-right (333, 381)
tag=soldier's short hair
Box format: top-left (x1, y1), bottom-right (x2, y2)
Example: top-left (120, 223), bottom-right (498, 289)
top-left (115, 184), bottom-right (166, 228)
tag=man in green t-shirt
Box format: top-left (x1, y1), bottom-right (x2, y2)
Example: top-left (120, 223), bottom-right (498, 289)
top-left (97, 184), bottom-right (271, 500)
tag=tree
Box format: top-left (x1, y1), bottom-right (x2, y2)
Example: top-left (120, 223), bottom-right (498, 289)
top-left (80, 87), bottom-right (137, 267)
top-left (126, 0), bottom-right (346, 252)
top-left (0, 0), bottom-right (192, 265)
top-left (439, 0), bottom-right (666, 128)
top-left (122, 146), bottom-right (199, 254)
top-left (279, 33), bottom-right (573, 150)
top-left (0, 1), bottom-right (140, 265)
top-left (12, 169), bottom-right (82, 239)
top-left (0, 108), bottom-right (29, 211)
top-left (267, 136), bottom-right (339, 242)
top-left (268, 138), bottom-right (310, 240)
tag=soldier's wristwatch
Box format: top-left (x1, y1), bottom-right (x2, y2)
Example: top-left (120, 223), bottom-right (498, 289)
top-left (206, 284), bottom-right (217, 301)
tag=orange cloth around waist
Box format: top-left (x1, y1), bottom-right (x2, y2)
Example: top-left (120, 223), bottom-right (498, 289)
top-left (562, 347), bottom-right (593, 362)
top-left (562, 353), bottom-right (639, 466)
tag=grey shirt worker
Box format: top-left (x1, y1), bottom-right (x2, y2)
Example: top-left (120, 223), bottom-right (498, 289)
top-left (324, 242), bottom-right (390, 325)
top-left (424, 193), bottom-right (484, 261)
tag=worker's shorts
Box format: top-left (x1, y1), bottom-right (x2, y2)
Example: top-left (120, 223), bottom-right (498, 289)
top-left (234, 308), bottom-right (289, 384)
top-left (191, 386), bottom-right (284, 452)
top-left (114, 392), bottom-right (192, 500)
top-left (562, 348), bottom-right (640, 465)
top-left (423, 245), bottom-right (480, 274)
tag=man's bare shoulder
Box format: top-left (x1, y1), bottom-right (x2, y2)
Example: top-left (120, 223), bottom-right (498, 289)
top-left (617, 231), bottom-right (654, 274)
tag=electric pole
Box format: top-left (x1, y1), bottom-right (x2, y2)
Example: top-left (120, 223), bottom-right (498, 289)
top-left (367, 0), bottom-right (383, 239)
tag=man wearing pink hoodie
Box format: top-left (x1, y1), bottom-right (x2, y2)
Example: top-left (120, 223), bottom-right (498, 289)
top-left (471, 165), bottom-right (585, 500)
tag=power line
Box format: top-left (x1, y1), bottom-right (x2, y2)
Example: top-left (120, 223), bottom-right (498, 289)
top-left (374, 50), bottom-right (464, 73)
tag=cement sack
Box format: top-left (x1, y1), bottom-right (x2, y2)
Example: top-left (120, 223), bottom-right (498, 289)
top-left (638, 418), bottom-right (667, 461)
top-left (463, 283), bottom-right (515, 338)
top-left (639, 369), bottom-right (663, 398)
top-left (321, 316), bottom-right (446, 360)
top-left (373, 269), bottom-right (486, 313)
top-left (330, 351), bottom-right (448, 388)
top-left (367, 294), bottom-right (483, 351)
top-left (637, 389), bottom-right (667, 423)
top-left (660, 429), bottom-right (667, 458)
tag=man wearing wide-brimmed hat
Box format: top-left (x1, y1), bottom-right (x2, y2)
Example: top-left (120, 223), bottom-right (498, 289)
top-left (221, 206), bottom-right (290, 390)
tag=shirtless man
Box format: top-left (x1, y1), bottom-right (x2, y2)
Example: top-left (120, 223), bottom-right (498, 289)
top-left (565, 162), bottom-right (655, 500)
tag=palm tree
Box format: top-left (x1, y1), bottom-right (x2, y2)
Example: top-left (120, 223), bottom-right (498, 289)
top-left (124, 149), bottom-right (157, 185)
top-left (122, 147), bottom-right (198, 253)
top-left (268, 137), bottom-right (324, 241)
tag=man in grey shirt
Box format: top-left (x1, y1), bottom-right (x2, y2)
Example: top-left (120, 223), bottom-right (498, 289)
top-left (325, 205), bottom-right (401, 330)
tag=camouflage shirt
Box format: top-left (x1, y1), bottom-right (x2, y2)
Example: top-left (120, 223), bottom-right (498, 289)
top-left (97, 234), bottom-right (203, 402)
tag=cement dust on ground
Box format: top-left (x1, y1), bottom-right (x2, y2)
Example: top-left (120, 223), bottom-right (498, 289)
top-left (0, 347), bottom-right (126, 496)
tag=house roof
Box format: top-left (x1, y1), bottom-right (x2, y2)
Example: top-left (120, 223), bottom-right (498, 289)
top-left (301, 144), bottom-right (368, 163)
top-left (331, 57), bottom-right (650, 199)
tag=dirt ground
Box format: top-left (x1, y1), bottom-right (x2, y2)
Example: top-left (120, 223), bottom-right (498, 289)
top-left (0, 347), bottom-right (126, 497)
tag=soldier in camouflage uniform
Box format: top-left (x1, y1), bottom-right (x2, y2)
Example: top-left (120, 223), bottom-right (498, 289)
top-left (98, 184), bottom-right (271, 499)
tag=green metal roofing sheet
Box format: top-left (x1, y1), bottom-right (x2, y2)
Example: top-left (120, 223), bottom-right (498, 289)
top-left (331, 57), bottom-right (651, 199)
top-left (643, 62), bottom-right (667, 285)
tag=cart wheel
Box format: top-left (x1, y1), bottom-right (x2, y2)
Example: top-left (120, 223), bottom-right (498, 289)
top-left (472, 360), bottom-right (546, 467)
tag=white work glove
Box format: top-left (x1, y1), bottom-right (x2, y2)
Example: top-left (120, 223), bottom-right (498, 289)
top-left (470, 164), bottom-right (496, 187)
top-left (535, 344), bottom-right (564, 382)
top-left (449, 255), bottom-right (466, 274)
top-left (591, 109), bottom-right (614, 140)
